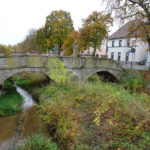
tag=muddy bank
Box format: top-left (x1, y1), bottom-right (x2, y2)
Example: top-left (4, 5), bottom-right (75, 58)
top-left (0, 106), bottom-right (47, 150)
top-left (0, 113), bottom-right (20, 150)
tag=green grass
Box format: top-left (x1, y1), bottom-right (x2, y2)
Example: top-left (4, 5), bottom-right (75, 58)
top-left (0, 90), bottom-right (23, 116)
top-left (15, 133), bottom-right (58, 150)
top-left (122, 70), bottom-right (145, 92)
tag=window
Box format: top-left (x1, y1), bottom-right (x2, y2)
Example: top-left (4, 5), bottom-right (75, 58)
top-left (118, 52), bottom-right (121, 61)
top-left (127, 39), bottom-right (130, 47)
top-left (125, 52), bottom-right (129, 62)
top-left (111, 52), bottom-right (114, 60)
top-left (112, 41), bottom-right (115, 47)
top-left (119, 40), bottom-right (122, 47)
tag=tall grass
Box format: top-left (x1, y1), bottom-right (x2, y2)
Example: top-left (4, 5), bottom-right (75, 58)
top-left (15, 133), bottom-right (58, 150)
top-left (0, 90), bottom-right (23, 116)
top-left (122, 70), bottom-right (145, 92)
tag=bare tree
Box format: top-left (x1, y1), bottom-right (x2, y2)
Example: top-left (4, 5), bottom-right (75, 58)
top-left (104, 0), bottom-right (150, 49)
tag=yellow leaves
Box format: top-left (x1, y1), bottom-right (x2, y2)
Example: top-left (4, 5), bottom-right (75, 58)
top-left (93, 99), bottom-right (114, 126)
top-left (108, 119), bottom-right (113, 126)
top-left (62, 31), bottom-right (85, 56)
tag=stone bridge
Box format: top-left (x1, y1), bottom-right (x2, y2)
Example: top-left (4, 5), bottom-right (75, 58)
top-left (0, 55), bottom-right (125, 87)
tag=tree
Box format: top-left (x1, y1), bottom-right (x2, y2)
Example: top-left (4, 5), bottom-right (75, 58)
top-left (104, 0), bottom-right (150, 49)
top-left (45, 10), bottom-right (74, 54)
top-left (80, 11), bottom-right (113, 55)
top-left (36, 28), bottom-right (50, 52)
top-left (15, 29), bottom-right (37, 52)
top-left (62, 31), bottom-right (85, 56)
top-left (0, 44), bottom-right (11, 55)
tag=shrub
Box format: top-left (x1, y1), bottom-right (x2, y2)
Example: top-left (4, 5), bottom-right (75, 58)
top-left (36, 81), bottom-right (150, 150)
top-left (3, 80), bottom-right (14, 89)
top-left (86, 74), bottom-right (100, 83)
top-left (48, 60), bottom-right (68, 84)
top-left (29, 60), bottom-right (150, 150)
top-left (122, 70), bottom-right (145, 92)
top-left (15, 133), bottom-right (58, 150)
top-left (38, 100), bottom-right (80, 150)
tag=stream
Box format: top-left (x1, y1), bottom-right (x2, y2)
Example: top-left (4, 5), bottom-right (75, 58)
top-left (0, 86), bottom-right (46, 150)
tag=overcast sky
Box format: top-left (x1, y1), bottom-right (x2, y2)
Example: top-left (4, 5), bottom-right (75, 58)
top-left (0, 0), bottom-right (118, 45)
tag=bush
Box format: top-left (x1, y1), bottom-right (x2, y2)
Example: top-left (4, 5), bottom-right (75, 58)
top-left (15, 133), bottom-right (58, 150)
top-left (29, 61), bottom-right (150, 150)
top-left (39, 99), bottom-right (80, 150)
top-left (122, 71), bottom-right (145, 92)
top-left (48, 60), bottom-right (68, 84)
top-left (86, 74), bottom-right (100, 83)
top-left (3, 80), bottom-right (14, 89)
top-left (35, 81), bottom-right (150, 150)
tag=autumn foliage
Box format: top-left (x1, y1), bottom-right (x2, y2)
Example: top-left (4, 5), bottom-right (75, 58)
top-left (80, 11), bottom-right (113, 55)
top-left (62, 31), bottom-right (85, 56)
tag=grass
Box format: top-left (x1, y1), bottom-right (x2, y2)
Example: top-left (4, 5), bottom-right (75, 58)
top-left (28, 75), bottom-right (150, 150)
top-left (15, 133), bottom-right (58, 150)
top-left (0, 90), bottom-right (23, 116)
top-left (2, 59), bottom-right (149, 149)
top-left (122, 70), bottom-right (145, 92)
top-left (1, 72), bottom-right (48, 116)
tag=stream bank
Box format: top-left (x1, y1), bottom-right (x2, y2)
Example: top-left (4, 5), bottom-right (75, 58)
top-left (0, 86), bottom-right (47, 150)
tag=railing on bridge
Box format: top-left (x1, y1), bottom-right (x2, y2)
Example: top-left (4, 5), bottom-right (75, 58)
top-left (118, 61), bottom-right (150, 71)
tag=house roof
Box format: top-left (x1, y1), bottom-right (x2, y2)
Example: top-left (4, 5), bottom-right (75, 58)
top-left (108, 21), bottom-right (133, 40)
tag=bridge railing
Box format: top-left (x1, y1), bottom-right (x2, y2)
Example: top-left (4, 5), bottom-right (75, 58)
top-left (118, 61), bottom-right (150, 71)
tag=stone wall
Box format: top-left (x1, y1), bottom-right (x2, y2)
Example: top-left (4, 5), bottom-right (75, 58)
top-left (0, 55), bottom-right (125, 85)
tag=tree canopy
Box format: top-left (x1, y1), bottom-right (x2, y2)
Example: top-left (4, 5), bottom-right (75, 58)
top-left (62, 31), bottom-right (85, 56)
top-left (44, 10), bottom-right (74, 54)
top-left (14, 29), bottom-right (37, 52)
top-left (36, 28), bottom-right (50, 52)
top-left (80, 11), bottom-right (113, 55)
top-left (104, 0), bottom-right (150, 49)
top-left (0, 44), bottom-right (11, 55)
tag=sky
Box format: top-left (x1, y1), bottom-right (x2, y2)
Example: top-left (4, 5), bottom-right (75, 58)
top-left (0, 0), bottom-right (118, 45)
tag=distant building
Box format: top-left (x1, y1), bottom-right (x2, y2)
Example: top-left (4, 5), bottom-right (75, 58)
top-left (107, 22), bottom-right (149, 64)
top-left (81, 40), bottom-right (107, 57)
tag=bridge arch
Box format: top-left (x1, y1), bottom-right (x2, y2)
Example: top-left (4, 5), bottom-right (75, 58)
top-left (97, 71), bottom-right (118, 82)
top-left (0, 67), bottom-right (50, 86)
top-left (0, 56), bottom-right (126, 86)
top-left (82, 68), bottom-right (123, 82)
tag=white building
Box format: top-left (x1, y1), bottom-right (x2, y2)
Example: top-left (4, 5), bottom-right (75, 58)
top-left (107, 22), bottom-right (149, 64)
top-left (81, 40), bottom-right (107, 57)
top-left (146, 51), bottom-right (150, 67)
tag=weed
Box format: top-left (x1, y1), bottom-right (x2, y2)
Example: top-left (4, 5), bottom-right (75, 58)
top-left (15, 133), bottom-right (58, 150)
